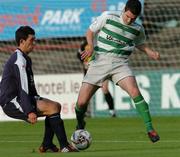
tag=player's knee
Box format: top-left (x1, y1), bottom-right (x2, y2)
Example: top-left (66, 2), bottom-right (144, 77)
top-left (77, 100), bottom-right (87, 108)
top-left (101, 87), bottom-right (109, 94)
top-left (51, 102), bottom-right (61, 113)
top-left (130, 88), bottom-right (140, 98)
top-left (56, 102), bottom-right (61, 112)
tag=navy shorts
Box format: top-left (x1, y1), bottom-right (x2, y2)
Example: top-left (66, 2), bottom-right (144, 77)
top-left (1, 96), bottom-right (42, 122)
top-left (2, 102), bottom-right (28, 121)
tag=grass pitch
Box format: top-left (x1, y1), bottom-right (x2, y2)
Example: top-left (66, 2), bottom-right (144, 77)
top-left (0, 117), bottom-right (180, 157)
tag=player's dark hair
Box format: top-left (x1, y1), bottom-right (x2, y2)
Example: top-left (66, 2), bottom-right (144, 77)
top-left (125, 0), bottom-right (142, 16)
top-left (15, 26), bottom-right (35, 46)
top-left (80, 40), bottom-right (88, 51)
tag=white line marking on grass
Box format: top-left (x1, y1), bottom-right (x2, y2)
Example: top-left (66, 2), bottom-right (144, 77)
top-left (0, 140), bottom-right (39, 143)
top-left (0, 140), bottom-right (180, 143)
top-left (95, 140), bottom-right (180, 143)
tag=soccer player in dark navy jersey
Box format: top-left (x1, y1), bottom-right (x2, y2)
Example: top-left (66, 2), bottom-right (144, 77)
top-left (0, 26), bottom-right (78, 153)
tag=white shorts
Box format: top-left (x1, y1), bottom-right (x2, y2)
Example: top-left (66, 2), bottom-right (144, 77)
top-left (83, 54), bottom-right (134, 86)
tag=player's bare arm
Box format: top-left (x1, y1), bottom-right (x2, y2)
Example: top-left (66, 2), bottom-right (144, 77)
top-left (81, 29), bottom-right (94, 60)
top-left (136, 44), bottom-right (160, 60)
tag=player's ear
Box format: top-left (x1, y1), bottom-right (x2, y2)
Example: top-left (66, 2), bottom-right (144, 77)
top-left (19, 39), bottom-right (25, 45)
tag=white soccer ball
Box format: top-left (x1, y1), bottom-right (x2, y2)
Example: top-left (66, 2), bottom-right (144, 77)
top-left (71, 129), bottom-right (92, 150)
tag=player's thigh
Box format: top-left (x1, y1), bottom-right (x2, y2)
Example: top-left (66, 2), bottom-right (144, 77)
top-left (77, 83), bottom-right (99, 106)
top-left (36, 98), bottom-right (61, 116)
top-left (117, 76), bottom-right (141, 98)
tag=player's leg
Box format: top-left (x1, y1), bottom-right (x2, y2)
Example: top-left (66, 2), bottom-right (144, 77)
top-left (102, 80), bottom-right (116, 117)
top-left (36, 98), bottom-right (77, 152)
top-left (1, 98), bottom-right (60, 152)
top-left (83, 66), bottom-right (88, 76)
top-left (75, 82), bottom-right (99, 129)
top-left (82, 65), bottom-right (92, 117)
top-left (39, 116), bottom-right (58, 152)
top-left (117, 76), bottom-right (160, 142)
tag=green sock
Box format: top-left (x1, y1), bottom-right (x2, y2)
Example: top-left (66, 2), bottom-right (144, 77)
top-left (75, 103), bottom-right (87, 124)
top-left (133, 95), bottom-right (153, 132)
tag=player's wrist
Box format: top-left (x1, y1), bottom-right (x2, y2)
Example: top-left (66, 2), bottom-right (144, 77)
top-left (28, 112), bottom-right (36, 116)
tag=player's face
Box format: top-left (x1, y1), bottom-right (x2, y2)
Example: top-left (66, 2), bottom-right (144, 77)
top-left (122, 10), bottom-right (137, 25)
top-left (21, 34), bottom-right (36, 54)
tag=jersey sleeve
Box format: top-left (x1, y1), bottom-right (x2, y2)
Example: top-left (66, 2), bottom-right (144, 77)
top-left (134, 26), bottom-right (146, 46)
top-left (14, 55), bottom-right (36, 115)
top-left (89, 13), bottom-right (109, 33)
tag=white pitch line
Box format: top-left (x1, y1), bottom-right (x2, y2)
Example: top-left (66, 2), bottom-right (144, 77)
top-left (0, 140), bottom-right (39, 143)
top-left (95, 140), bottom-right (180, 143)
top-left (0, 140), bottom-right (180, 143)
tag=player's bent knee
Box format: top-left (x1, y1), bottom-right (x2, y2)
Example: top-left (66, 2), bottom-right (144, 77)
top-left (55, 102), bottom-right (61, 112)
top-left (102, 89), bottom-right (109, 94)
top-left (130, 88), bottom-right (141, 98)
top-left (77, 100), bottom-right (87, 108)
top-left (50, 102), bottom-right (61, 114)
top-left (57, 102), bottom-right (61, 112)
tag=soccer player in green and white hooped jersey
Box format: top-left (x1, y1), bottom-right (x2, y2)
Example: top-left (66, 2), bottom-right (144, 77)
top-left (75, 0), bottom-right (160, 143)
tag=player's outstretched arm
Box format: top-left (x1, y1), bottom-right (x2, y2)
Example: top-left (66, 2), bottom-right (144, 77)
top-left (136, 44), bottom-right (160, 60)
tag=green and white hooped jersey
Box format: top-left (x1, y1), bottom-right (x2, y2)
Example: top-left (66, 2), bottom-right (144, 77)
top-left (90, 11), bottom-right (146, 58)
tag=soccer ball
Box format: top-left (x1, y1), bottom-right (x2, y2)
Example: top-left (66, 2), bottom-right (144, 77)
top-left (71, 129), bottom-right (92, 150)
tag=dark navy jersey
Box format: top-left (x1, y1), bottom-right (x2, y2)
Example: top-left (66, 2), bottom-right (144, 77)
top-left (0, 49), bottom-right (38, 115)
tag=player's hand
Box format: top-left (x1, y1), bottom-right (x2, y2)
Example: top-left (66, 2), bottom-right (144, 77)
top-left (136, 45), bottom-right (160, 60)
top-left (81, 45), bottom-right (93, 60)
top-left (147, 50), bottom-right (160, 60)
top-left (28, 112), bottom-right (37, 124)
